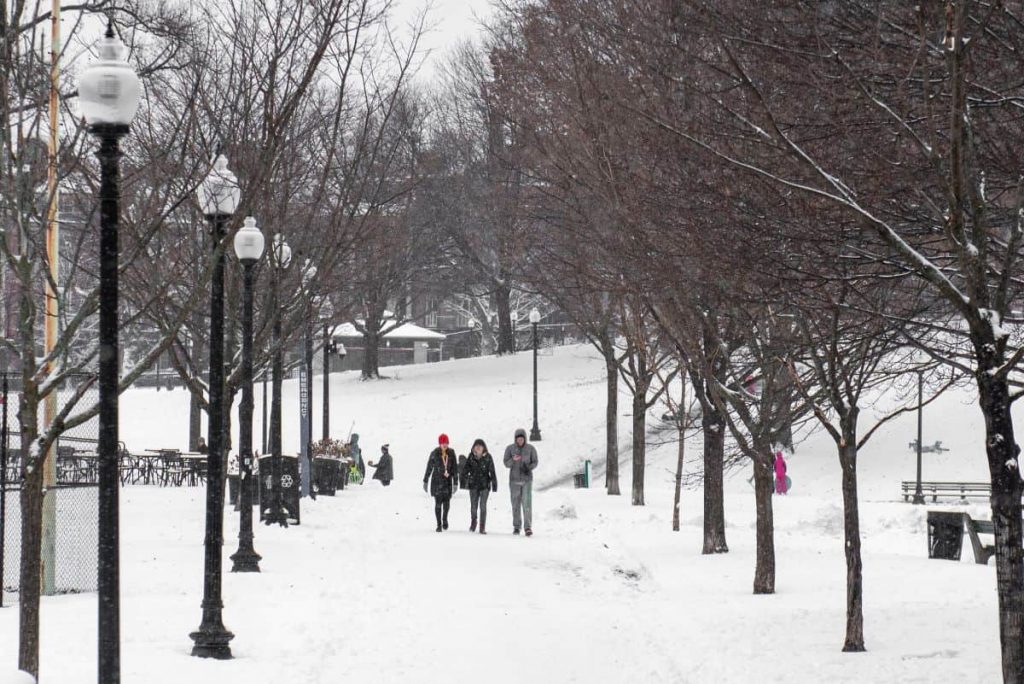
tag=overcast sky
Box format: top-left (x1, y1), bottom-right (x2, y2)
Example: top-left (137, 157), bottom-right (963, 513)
top-left (391, 0), bottom-right (497, 83)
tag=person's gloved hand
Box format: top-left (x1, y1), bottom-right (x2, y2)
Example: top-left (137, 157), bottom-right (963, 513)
top-left (492, 485), bottom-right (498, 493)
top-left (422, 481), bottom-right (428, 493)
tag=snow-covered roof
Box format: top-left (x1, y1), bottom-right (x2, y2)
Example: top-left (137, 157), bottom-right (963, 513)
top-left (333, 321), bottom-right (446, 341)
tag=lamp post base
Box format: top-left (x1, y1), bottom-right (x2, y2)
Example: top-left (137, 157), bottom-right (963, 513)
top-left (230, 546), bottom-right (262, 573)
top-left (189, 620), bottom-right (234, 659)
top-left (912, 493), bottom-right (926, 505)
top-left (530, 426), bottom-right (542, 442)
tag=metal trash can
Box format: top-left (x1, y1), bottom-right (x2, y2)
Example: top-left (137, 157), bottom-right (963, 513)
top-left (258, 454), bottom-right (301, 525)
top-left (228, 474), bottom-right (239, 506)
top-left (228, 473), bottom-right (259, 507)
top-left (927, 511), bottom-right (964, 561)
top-left (314, 458), bottom-right (340, 496)
top-left (573, 473), bottom-right (586, 488)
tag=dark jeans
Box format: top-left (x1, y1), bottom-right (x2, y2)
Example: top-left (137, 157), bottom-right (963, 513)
top-left (469, 489), bottom-right (490, 527)
top-left (434, 494), bottom-right (451, 527)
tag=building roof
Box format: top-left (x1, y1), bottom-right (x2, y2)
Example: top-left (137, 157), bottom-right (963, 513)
top-left (333, 321), bottom-right (447, 341)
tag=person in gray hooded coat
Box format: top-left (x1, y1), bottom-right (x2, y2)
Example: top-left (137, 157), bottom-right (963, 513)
top-left (503, 428), bottom-right (538, 536)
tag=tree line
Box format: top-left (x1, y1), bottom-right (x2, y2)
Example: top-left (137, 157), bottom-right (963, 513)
top-left (437, 0), bottom-right (1024, 680)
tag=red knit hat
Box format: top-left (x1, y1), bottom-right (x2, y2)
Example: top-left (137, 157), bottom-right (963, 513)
top-left (438, 433), bottom-right (450, 445)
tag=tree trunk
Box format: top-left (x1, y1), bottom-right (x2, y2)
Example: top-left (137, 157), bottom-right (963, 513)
top-left (839, 428), bottom-right (865, 652)
top-left (17, 391), bottom-right (41, 678)
top-left (189, 309), bottom-right (205, 451)
top-left (631, 380), bottom-right (647, 506)
top-left (605, 350), bottom-right (620, 496)
top-left (361, 329), bottom-right (381, 380)
top-left (494, 282), bottom-right (515, 355)
top-left (223, 387), bottom-right (236, 455)
top-left (189, 393), bottom-right (202, 452)
top-left (673, 374), bottom-right (687, 531)
top-left (752, 452), bottom-right (776, 594)
top-left (702, 403), bottom-right (728, 554)
top-left (976, 349), bottom-right (1024, 684)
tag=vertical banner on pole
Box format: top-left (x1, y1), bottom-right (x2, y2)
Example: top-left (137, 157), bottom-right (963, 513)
top-left (298, 365), bottom-right (310, 497)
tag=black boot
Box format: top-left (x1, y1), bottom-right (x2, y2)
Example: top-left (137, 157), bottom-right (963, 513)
top-left (470, 519), bottom-right (477, 532)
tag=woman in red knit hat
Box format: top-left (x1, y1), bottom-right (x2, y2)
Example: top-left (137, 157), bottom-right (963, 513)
top-left (423, 433), bottom-right (459, 532)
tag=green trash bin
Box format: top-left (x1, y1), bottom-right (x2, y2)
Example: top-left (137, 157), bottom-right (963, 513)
top-left (927, 511), bottom-right (964, 561)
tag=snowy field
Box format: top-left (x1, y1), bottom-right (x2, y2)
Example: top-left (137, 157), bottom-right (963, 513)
top-left (0, 345), bottom-right (1011, 682)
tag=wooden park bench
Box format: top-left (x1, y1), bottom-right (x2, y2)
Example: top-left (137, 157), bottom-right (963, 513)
top-left (963, 513), bottom-right (996, 566)
top-left (901, 481), bottom-right (991, 503)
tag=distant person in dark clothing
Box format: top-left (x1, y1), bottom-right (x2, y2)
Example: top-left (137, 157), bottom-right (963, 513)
top-left (424, 434), bottom-right (459, 532)
top-left (368, 444), bottom-right (394, 486)
top-left (196, 437), bottom-right (208, 454)
top-left (463, 438), bottom-right (498, 534)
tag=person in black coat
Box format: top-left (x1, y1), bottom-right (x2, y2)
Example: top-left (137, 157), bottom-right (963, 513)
top-left (368, 444), bottom-right (393, 486)
top-left (423, 433), bottom-right (459, 532)
top-left (462, 438), bottom-right (498, 534)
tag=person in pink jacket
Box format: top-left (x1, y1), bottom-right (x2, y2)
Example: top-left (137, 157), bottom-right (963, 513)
top-left (774, 451), bottom-right (788, 495)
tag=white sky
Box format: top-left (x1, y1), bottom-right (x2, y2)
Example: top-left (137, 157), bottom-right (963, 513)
top-left (390, 0), bottom-right (497, 84)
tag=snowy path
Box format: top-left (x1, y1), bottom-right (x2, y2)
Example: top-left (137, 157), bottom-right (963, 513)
top-left (3, 476), bottom-right (1000, 683)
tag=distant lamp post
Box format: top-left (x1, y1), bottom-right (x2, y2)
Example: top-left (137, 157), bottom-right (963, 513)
top-left (913, 369), bottom-right (926, 505)
top-left (320, 300), bottom-right (335, 440)
top-left (78, 19), bottom-right (141, 683)
top-left (265, 234), bottom-right (292, 525)
top-left (529, 307), bottom-right (542, 442)
top-left (231, 217), bottom-right (264, 572)
top-left (189, 152), bottom-right (240, 659)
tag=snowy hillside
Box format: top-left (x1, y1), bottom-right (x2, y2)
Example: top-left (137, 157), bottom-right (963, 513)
top-left (2, 344), bottom-right (1011, 683)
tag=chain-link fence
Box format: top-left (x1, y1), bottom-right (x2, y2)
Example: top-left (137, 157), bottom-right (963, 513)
top-left (2, 483), bottom-right (98, 599)
top-left (1, 371), bottom-right (101, 602)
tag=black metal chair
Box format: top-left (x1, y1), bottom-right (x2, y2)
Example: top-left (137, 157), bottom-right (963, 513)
top-left (160, 451), bottom-right (187, 486)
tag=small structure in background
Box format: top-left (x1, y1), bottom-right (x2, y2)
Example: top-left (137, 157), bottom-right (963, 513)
top-left (330, 321), bottom-right (446, 371)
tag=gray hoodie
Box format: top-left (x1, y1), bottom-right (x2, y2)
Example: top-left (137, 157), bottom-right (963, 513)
top-left (503, 428), bottom-right (538, 484)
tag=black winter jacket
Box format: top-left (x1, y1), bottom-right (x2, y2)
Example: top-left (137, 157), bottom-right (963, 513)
top-left (423, 447), bottom-right (459, 497)
top-left (462, 452), bottom-right (497, 492)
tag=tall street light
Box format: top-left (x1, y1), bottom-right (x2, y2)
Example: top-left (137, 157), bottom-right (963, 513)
top-left (321, 300), bottom-right (334, 441)
top-left (265, 234), bottom-right (291, 525)
top-left (231, 217), bottom-right (264, 572)
top-left (529, 308), bottom-right (542, 442)
top-left (190, 153), bottom-right (240, 659)
top-left (78, 20), bottom-right (141, 683)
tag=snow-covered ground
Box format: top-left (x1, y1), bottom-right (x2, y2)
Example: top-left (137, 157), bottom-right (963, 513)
top-left (0, 345), bottom-right (1010, 682)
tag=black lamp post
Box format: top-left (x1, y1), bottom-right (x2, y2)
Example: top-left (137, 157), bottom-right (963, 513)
top-left (231, 217), bottom-right (265, 572)
top-left (189, 153), bottom-right (241, 659)
top-left (320, 301), bottom-right (334, 440)
top-left (265, 234), bottom-right (292, 525)
top-left (78, 21), bottom-right (141, 683)
top-left (529, 307), bottom-right (542, 442)
top-left (261, 372), bottom-right (268, 455)
top-left (913, 370), bottom-right (925, 505)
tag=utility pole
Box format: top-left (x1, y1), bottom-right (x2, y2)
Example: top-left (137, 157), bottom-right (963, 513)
top-left (41, 0), bottom-right (62, 596)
